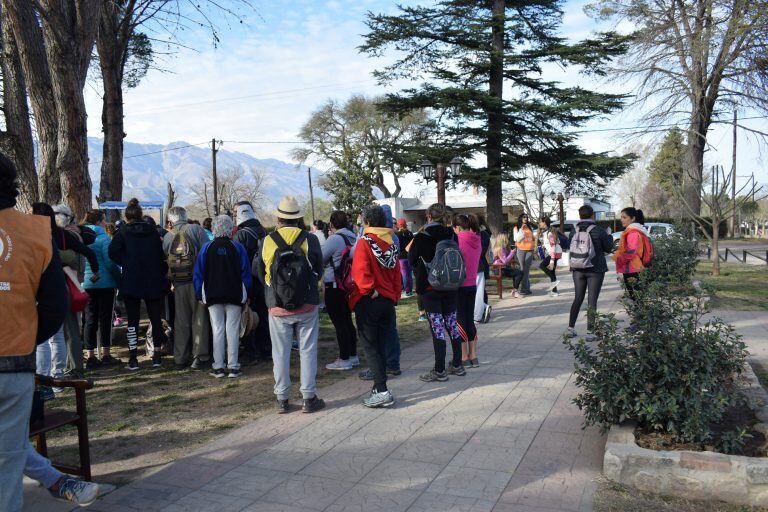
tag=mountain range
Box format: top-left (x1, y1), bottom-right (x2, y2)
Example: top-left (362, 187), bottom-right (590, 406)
top-left (87, 138), bottom-right (325, 207)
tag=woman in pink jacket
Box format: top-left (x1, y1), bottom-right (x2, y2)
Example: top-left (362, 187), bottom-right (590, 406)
top-left (453, 214), bottom-right (482, 368)
top-left (613, 207), bottom-right (651, 301)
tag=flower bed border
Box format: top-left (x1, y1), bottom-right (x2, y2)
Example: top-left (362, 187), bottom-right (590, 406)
top-left (603, 362), bottom-right (768, 506)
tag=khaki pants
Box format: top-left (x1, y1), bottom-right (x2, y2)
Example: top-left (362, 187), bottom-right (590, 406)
top-left (64, 311), bottom-right (84, 372)
top-left (173, 283), bottom-right (210, 364)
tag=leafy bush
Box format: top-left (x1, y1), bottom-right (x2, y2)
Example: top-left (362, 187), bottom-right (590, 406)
top-left (565, 235), bottom-right (748, 448)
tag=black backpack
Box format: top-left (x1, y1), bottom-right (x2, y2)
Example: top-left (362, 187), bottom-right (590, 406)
top-left (269, 230), bottom-right (312, 310)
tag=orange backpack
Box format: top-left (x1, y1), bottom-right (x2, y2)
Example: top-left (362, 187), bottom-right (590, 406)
top-left (639, 232), bottom-right (654, 267)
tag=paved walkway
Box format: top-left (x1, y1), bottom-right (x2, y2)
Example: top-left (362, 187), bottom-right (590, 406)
top-left (26, 275), bottom-right (627, 512)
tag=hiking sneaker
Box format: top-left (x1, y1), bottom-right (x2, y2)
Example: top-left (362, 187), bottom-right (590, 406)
top-left (125, 353), bottom-right (139, 371)
top-left (227, 369), bottom-right (242, 379)
top-left (419, 369), bottom-right (448, 382)
top-left (51, 476), bottom-right (100, 506)
top-left (326, 358), bottom-right (353, 371)
top-left (302, 395), bottom-right (326, 413)
top-left (39, 386), bottom-right (55, 401)
top-left (482, 304), bottom-right (492, 324)
top-left (564, 327), bottom-right (577, 339)
top-left (152, 352), bottom-right (163, 368)
top-left (349, 355), bottom-right (361, 367)
top-left (363, 388), bottom-right (394, 408)
top-left (191, 358), bottom-right (211, 371)
top-left (462, 359), bottom-right (472, 368)
top-left (100, 355), bottom-right (121, 366)
top-left (358, 368), bottom-right (374, 381)
top-left (549, 280), bottom-right (561, 291)
top-left (276, 399), bottom-right (291, 414)
top-left (209, 368), bottom-right (226, 378)
top-left (417, 314), bottom-right (428, 322)
top-left (387, 368), bottom-right (402, 376)
top-left (470, 358), bottom-right (480, 368)
top-left (513, 290), bottom-right (520, 298)
top-left (85, 356), bottom-right (102, 370)
top-left (448, 364), bottom-right (467, 376)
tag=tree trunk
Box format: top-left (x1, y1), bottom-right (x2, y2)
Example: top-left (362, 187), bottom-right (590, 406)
top-left (2, 0), bottom-right (60, 202)
top-left (485, 0), bottom-right (505, 234)
top-left (711, 214), bottom-right (720, 276)
top-left (96, 1), bottom-right (128, 205)
top-left (0, 6), bottom-right (37, 208)
top-left (38, 0), bottom-right (100, 219)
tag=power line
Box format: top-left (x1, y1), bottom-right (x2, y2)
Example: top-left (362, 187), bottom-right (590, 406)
top-left (88, 141), bottom-right (210, 166)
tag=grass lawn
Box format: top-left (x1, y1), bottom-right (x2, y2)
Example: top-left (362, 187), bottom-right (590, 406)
top-left (44, 266), bottom-right (548, 485)
top-left (695, 261), bottom-right (768, 311)
top-left (595, 480), bottom-right (767, 512)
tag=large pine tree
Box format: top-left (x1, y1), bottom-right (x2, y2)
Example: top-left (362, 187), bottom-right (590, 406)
top-left (360, 0), bottom-right (633, 231)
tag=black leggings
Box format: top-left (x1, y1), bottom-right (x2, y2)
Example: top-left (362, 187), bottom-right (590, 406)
top-left (456, 286), bottom-right (477, 343)
top-left (568, 271), bottom-right (605, 331)
top-left (325, 284), bottom-right (357, 360)
top-left (84, 288), bottom-right (115, 349)
top-left (422, 291), bottom-right (462, 372)
top-left (124, 295), bottom-right (166, 352)
top-left (540, 257), bottom-right (558, 292)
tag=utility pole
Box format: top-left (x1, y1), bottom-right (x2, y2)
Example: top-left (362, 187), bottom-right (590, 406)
top-left (211, 138), bottom-right (221, 215)
top-left (436, 164), bottom-right (446, 205)
top-left (307, 167), bottom-right (316, 223)
top-left (730, 110), bottom-right (737, 237)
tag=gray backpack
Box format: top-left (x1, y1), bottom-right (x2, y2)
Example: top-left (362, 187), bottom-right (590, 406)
top-left (569, 225), bottom-right (596, 270)
top-left (423, 237), bottom-right (466, 291)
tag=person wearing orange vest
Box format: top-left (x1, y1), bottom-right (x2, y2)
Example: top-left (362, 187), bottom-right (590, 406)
top-left (613, 207), bottom-right (652, 301)
top-left (0, 153), bottom-right (68, 512)
top-left (513, 213), bottom-right (536, 296)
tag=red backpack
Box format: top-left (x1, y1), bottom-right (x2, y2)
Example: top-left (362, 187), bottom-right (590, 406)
top-left (333, 233), bottom-right (356, 293)
top-left (639, 232), bottom-right (654, 267)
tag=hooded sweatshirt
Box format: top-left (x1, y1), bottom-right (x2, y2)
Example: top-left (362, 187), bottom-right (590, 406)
top-left (457, 230), bottom-right (481, 288)
top-left (348, 227), bottom-right (402, 310)
top-left (614, 223), bottom-right (650, 275)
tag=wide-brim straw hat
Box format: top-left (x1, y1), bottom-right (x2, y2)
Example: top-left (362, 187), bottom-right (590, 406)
top-left (273, 196), bottom-right (303, 220)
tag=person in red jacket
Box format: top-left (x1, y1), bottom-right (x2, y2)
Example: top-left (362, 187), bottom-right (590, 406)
top-left (348, 204), bottom-right (402, 408)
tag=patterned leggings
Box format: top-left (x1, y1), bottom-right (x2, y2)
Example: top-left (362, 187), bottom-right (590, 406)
top-left (422, 291), bottom-right (463, 372)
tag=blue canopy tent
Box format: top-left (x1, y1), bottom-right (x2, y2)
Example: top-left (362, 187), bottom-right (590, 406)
top-left (98, 201), bottom-right (166, 225)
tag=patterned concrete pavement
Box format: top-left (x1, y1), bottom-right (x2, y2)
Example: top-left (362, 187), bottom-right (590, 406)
top-left (25, 274), bottom-right (627, 512)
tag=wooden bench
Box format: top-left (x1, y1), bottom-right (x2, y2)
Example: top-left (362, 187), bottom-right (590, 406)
top-left (490, 263), bottom-right (506, 298)
top-left (31, 375), bottom-right (94, 481)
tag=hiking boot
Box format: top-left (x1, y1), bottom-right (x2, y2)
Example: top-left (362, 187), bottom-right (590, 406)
top-left (50, 476), bottom-right (100, 506)
top-left (85, 356), bottom-right (101, 370)
top-left (564, 327), bottom-right (577, 339)
top-left (358, 368), bottom-right (374, 381)
top-left (125, 350), bottom-right (139, 371)
top-left (152, 352), bottom-right (163, 368)
top-left (209, 368), bottom-right (226, 378)
top-left (470, 358), bottom-right (480, 368)
top-left (448, 364), bottom-right (467, 376)
top-left (191, 358), bottom-right (211, 371)
top-left (349, 355), bottom-right (360, 367)
top-left (302, 395), bottom-right (326, 413)
top-left (419, 369), bottom-right (448, 382)
top-left (386, 368), bottom-right (402, 376)
top-left (363, 388), bottom-right (394, 408)
top-left (227, 369), bottom-right (242, 379)
top-left (326, 358), bottom-right (353, 371)
top-left (276, 399), bottom-right (291, 414)
top-left (101, 355), bottom-right (122, 366)
top-left (482, 304), bottom-right (492, 324)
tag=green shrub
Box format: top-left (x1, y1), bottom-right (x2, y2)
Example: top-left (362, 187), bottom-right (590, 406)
top-left (641, 233), bottom-right (700, 292)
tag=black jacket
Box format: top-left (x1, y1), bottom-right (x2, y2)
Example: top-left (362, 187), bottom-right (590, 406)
top-left (569, 220), bottom-right (614, 273)
top-left (55, 227), bottom-right (99, 273)
top-left (109, 221), bottom-right (169, 299)
top-left (479, 229), bottom-right (491, 278)
top-left (234, 219), bottom-right (267, 263)
top-left (408, 223), bottom-right (458, 295)
top-left (397, 229), bottom-right (414, 259)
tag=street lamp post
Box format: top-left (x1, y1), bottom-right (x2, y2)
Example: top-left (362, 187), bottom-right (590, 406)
top-left (420, 157), bottom-right (463, 206)
top-left (549, 190), bottom-right (570, 234)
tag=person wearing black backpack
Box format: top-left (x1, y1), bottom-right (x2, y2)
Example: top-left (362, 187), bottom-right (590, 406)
top-left (409, 203), bottom-right (466, 382)
top-left (565, 205), bottom-right (614, 339)
top-left (255, 196), bottom-right (325, 414)
top-left (163, 206), bottom-right (211, 371)
top-left (321, 210), bottom-right (359, 371)
top-left (233, 201), bottom-right (270, 365)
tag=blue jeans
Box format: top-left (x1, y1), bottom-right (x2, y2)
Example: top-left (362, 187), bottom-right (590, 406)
top-left (36, 326), bottom-right (67, 378)
top-left (25, 442), bottom-right (61, 488)
top-left (0, 372), bottom-right (34, 512)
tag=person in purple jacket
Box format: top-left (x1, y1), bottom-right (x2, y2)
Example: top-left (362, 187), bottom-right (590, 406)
top-left (193, 215), bottom-right (252, 379)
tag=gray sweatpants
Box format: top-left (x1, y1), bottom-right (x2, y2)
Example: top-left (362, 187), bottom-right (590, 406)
top-left (0, 372), bottom-right (34, 512)
top-left (173, 282), bottom-right (210, 364)
top-left (269, 308), bottom-right (319, 400)
top-left (516, 250), bottom-right (534, 294)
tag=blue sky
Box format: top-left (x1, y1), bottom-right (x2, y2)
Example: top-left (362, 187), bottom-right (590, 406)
top-left (83, 0), bottom-right (767, 199)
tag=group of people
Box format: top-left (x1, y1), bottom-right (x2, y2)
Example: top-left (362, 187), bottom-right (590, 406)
top-left (0, 136), bottom-right (657, 510)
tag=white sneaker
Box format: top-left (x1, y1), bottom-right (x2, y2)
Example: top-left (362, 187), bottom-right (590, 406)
top-left (549, 280), bottom-right (560, 291)
top-left (349, 355), bottom-right (361, 367)
top-left (326, 358), bottom-right (353, 371)
top-left (564, 327), bottom-right (577, 338)
top-left (513, 290), bottom-right (520, 298)
top-left (548, 291), bottom-right (560, 297)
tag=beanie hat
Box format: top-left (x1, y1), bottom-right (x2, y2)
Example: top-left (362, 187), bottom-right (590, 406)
top-left (397, 218), bottom-right (407, 228)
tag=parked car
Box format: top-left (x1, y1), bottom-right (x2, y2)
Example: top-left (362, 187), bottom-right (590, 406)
top-left (612, 222), bottom-right (675, 250)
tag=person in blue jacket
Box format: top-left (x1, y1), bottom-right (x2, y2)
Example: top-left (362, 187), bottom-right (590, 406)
top-left (193, 215), bottom-right (252, 379)
top-left (82, 210), bottom-right (122, 367)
